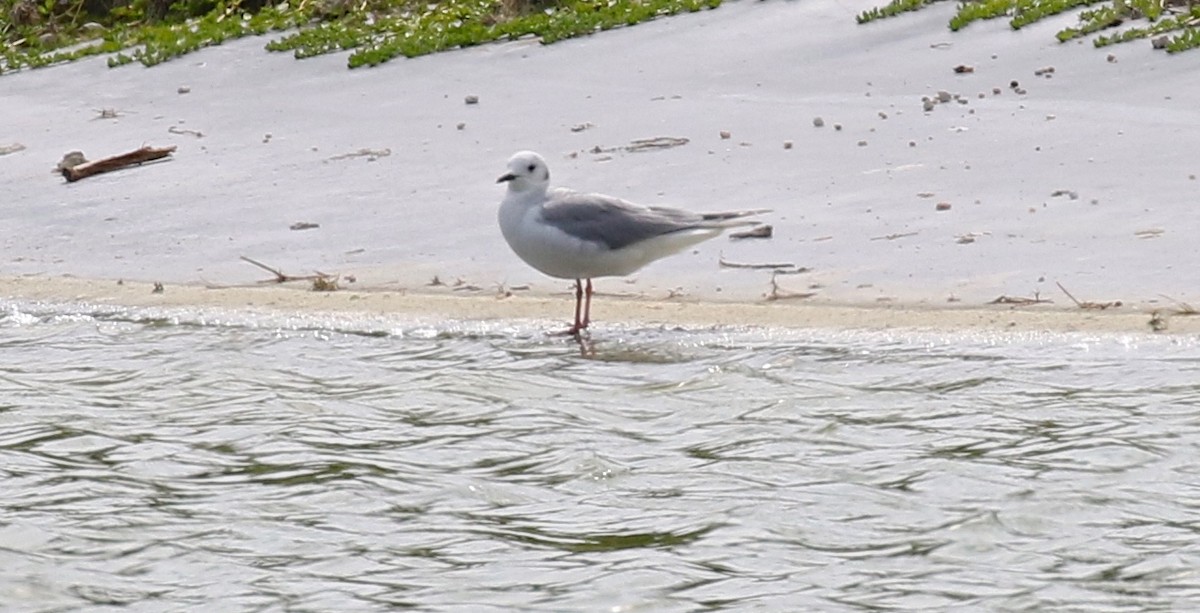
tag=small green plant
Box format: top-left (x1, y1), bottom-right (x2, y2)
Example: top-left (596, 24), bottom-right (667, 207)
top-left (1010, 0), bottom-right (1108, 30)
top-left (1166, 26), bottom-right (1200, 52)
top-left (856, 0), bottom-right (944, 24)
top-left (948, 0), bottom-right (1014, 32)
top-left (856, 0), bottom-right (1200, 54)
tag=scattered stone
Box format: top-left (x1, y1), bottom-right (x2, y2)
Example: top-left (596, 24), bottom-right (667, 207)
top-left (464, 95), bottom-right (479, 104)
top-left (909, 141), bottom-right (916, 147)
top-left (857, 140), bottom-right (867, 147)
top-left (177, 86), bottom-right (190, 94)
top-left (1015, 87), bottom-right (1027, 95)
top-left (1009, 80), bottom-right (1019, 89)
top-left (936, 90), bottom-right (953, 103)
top-left (935, 202), bottom-right (952, 211)
top-left (290, 222), bottom-right (320, 231)
top-left (456, 122), bottom-right (466, 130)
top-left (834, 124), bottom-right (842, 131)
top-left (1152, 36), bottom-right (1169, 49)
top-left (1034, 66), bottom-right (1055, 76)
top-left (953, 64), bottom-right (974, 74)
top-left (923, 99), bottom-right (935, 112)
top-left (783, 140), bottom-right (794, 150)
top-left (570, 122), bottom-right (594, 132)
top-left (55, 151), bottom-right (87, 172)
top-left (992, 87), bottom-right (1002, 95)
top-left (917, 192), bottom-right (935, 198)
top-left (1107, 53), bottom-right (1117, 63)
top-left (813, 117), bottom-right (825, 128)
top-left (719, 130), bottom-right (731, 140)
top-left (1051, 189), bottom-right (1079, 200)
top-left (262, 133), bottom-right (272, 143)
top-left (978, 92), bottom-right (985, 99)
top-left (878, 111), bottom-right (888, 119)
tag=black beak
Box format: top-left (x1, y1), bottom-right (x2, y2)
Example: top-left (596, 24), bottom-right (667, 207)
top-left (496, 173), bottom-right (516, 183)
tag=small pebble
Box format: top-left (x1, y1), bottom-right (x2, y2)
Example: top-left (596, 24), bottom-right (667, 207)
top-left (1015, 87), bottom-right (1027, 95)
top-left (177, 86), bottom-right (190, 94)
top-left (937, 90), bottom-right (952, 103)
top-left (834, 124), bottom-right (843, 131)
top-left (923, 100), bottom-right (935, 112)
top-left (1009, 80), bottom-right (1020, 89)
top-left (878, 111), bottom-right (888, 119)
top-left (857, 140), bottom-right (867, 147)
top-left (992, 87), bottom-right (1002, 95)
top-left (456, 122), bottom-right (466, 130)
top-left (783, 141), bottom-right (794, 150)
top-left (813, 117), bottom-right (825, 127)
top-left (719, 130), bottom-right (731, 140)
top-left (908, 141), bottom-right (916, 147)
top-left (935, 202), bottom-right (952, 211)
top-left (1107, 53), bottom-right (1117, 63)
top-left (464, 95), bottom-right (479, 104)
top-left (953, 64), bottom-right (974, 73)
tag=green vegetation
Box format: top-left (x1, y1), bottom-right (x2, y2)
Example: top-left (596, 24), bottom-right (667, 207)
top-left (4, 0), bottom-right (1198, 75)
top-left (0, 0), bottom-right (720, 75)
top-left (858, 0), bottom-right (1200, 53)
top-left (856, 0), bottom-right (941, 24)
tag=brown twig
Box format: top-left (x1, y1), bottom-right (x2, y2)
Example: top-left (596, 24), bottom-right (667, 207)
top-left (240, 256), bottom-right (328, 284)
top-left (729, 225), bottom-right (773, 240)
top-left (1158, 294), bottom-right (1199, 316)
top-left (869, 231), bottom-right (919, 241)
top-left (765, 271), bottom-right (817, 301)
top-left (988, 292), bottom-right (1052, 306)
top-left (61, 145), bottom-right (177, 182)
top-left (719, 253), bottom-right (806, 271)
top-left (1056, 281), bottom-right (1121, 310)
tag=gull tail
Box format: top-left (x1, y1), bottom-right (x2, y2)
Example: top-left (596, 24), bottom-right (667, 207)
top-left (698, 208), bottom-right (771, 226)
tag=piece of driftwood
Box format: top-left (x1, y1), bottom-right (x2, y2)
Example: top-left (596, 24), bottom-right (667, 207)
top-left (61, 145), bottom-right (177, 182)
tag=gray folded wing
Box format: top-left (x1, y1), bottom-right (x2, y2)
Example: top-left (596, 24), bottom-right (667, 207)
top-left (540, 191), bottom-right (712, 251)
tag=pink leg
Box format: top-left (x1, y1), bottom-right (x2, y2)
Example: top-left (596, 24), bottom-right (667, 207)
top-left (581, 279), bottom-right (594, 329)
top-left (554, 279), bottom-right (585, 336)
top-left (571, 279), bottom-right (584, 333)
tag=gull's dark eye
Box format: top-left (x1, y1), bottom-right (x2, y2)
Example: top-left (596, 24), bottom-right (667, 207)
top-left (527, 163), bottom-right (536, 172)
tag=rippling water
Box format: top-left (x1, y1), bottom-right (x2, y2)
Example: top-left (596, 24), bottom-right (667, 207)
top-left (2, 299), bottom-right (1199, 611)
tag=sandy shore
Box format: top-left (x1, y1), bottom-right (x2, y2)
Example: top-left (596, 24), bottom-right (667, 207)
top-left (3, 2), bottom-right (1199, 334)
top-left (4, 275), bottom-right (1196, 335)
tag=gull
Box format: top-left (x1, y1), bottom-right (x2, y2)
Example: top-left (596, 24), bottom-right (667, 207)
top-left (496, 150), bottom-right (767, 336)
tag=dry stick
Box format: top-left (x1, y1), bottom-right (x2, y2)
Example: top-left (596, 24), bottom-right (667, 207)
top-left (718, 253), bottom-right (800, 270)
top-left (766, 271), bottom-right (816, 301)
top-left (988, 293), bottom-right (1052, 306)
top-left (62, 145), bottom-right (177, 182)
top-left (869, 231), bottom-right (919, 241)
top-left (1056, 281), bottom-right (1085, 308)
top-left (1056, 281), bottom-right (1121, 310)
top-left (240, 256), bottom-right (326, 284)
top-left (1158, 294), bottom-right (1199, 316)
